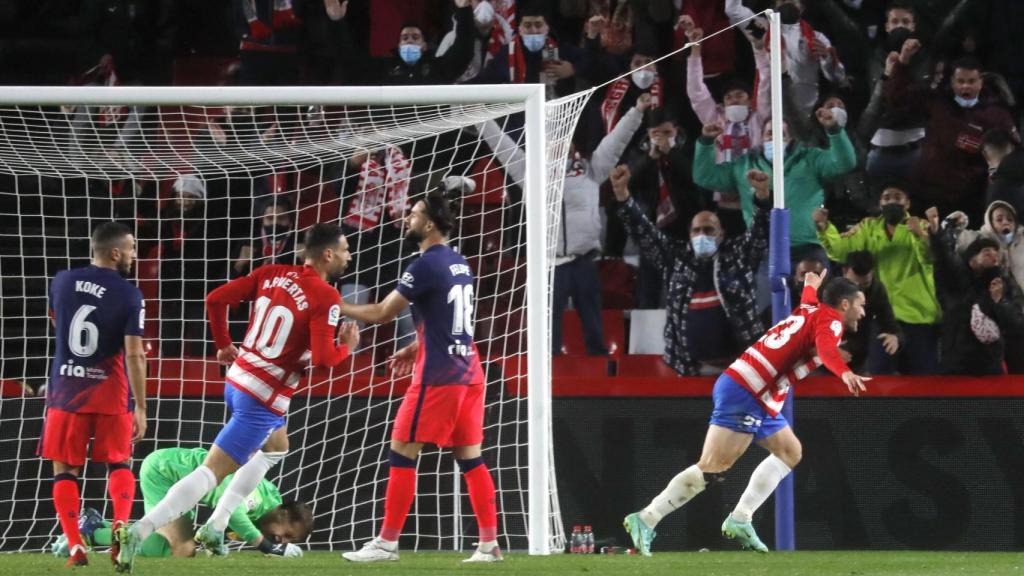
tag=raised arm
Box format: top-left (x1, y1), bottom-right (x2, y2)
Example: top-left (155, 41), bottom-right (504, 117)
top-left (339, 288), bottom-right (411, 325)
top-left (479, 119), bottom-right (526, 185)
top-left (609, 165), bottom-right (685, 270)
top-left (589, 99), bottom-right (647, 183)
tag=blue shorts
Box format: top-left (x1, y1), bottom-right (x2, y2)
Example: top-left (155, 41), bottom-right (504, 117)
top-left (213, 383), bottom-right (286, 466)
top-left (709, 374), bottom-right (788, 442)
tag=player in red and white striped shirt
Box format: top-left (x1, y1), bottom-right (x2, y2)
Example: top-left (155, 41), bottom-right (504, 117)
top-left (116, 223), bottom-right (359, 571)
top-left (624, 269), bottom-right (868, 555)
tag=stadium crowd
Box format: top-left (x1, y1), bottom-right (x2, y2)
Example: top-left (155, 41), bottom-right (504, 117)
top-left (10, 0), bottom-right (1024, 378)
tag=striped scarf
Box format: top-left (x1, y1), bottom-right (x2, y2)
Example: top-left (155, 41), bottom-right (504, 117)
top-left (342, 146), bottom-right (412, 231)
top-left (600, 76), bottom-right (661, 133)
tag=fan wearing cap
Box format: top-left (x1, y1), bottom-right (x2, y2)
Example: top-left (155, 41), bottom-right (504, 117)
top-left (339, 188), bottom-right (500, 563)
top-left (929, 212), bottom-right (1024, 376)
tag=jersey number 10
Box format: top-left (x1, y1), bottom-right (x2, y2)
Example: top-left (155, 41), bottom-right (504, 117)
top-left (243, 296), bottom-right (295, 359)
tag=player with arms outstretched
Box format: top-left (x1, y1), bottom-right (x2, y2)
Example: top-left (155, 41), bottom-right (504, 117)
top-left (115, 223), bottom-right (359, 572)
top-left (338, 188), bottom-right (500, 563)
top-left (623, 267), bottom-right (869, 555)
top-left (40, 222), bottom-right (148, 568)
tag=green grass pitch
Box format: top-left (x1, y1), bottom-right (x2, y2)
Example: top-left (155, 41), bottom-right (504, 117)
top-left (3, 551), bottom-right (1022, 576)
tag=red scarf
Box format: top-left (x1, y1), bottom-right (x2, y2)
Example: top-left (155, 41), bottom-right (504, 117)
top-left (509, 34), bottom-right (558, 84)
top-left (487, 0), bottom-right (516, 58)
top-left (600, 76), bottom-right (661, 133)
top-left (753, 19), bottom-right (819, 110)
top-left (343, 146), bottom-right (412, 231)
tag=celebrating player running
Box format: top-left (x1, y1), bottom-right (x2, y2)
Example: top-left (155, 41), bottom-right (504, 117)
top-left (114, 223), bottom-right (359, 573)
top-left (338, 187), bottom-right (501, 563)
top-left (624, 264), bottom-right (869, 555)
top-left (40, 222), bottom-right (148, 568)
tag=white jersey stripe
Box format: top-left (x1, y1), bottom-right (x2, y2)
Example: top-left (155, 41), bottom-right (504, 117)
top-left (746, 348), bottom-right (778, 377)
top-left (239, 350), bottom-right (286, 379)
top-left (227, 367), bottom-right (275, 402)
top-left (730, 358), bottom-right (768, 395)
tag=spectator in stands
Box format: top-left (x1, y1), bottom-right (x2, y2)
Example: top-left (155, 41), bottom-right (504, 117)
top-left (157, 175), bottom-right (213, 357)
top-left (682, 17), bottom-right (770, 237)
top-left (377, 0), bottom-right (476, 85)
top-left (981, 128), bottom-right (1024, 216)
top-left (474, 2), bottom-right (587, 98)
top-left (759, 256), bottom-right (822, 330)
top-left (947, 200), bottom-right (1024, 373)
top-left (339, 148), bottom-right (415, 350)
top-left (480, 95), bottom-right (653, 354)
top-left (887, 49), bottom-right (1017, 223)
top-left (815, 182), bottom-right (941, 374)
top-left (930, 226), bottom-right (1024, 376)
top-left (79, 0), bottom-right (173, 85)
top-left (609, 165), bottom-right (771, 376)
top-left (625, 107), bottom-right (708, 308)
top-left (235, 0), bottom-right (307, 86)
top-left (694, 111), bottom-right (856, 312)
top-left (437, 0), bottom-right (515, 84)
top-left (726, 0), bottom-right (848, 116)
top-left (840, 251), bottom-right (903, 374)
top-left (232, 196), bottom-right (300, 277)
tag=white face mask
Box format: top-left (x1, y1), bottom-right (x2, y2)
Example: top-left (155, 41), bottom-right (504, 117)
top-left (650, 136), bottom-right (677, 150)
top-left (474, 1), bottom-right (495, 28)
top-left (724, 105), bottom-right (749, 123)
top-left (632, 69), bottom-right (656, 89)
top-left (829, 106), bottom-right (848, 128)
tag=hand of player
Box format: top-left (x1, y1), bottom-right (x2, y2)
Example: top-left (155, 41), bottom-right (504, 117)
top-left (217, 344), bottom-right (239, 366)
top-left (841, 371), bottom-right (868, 397)
top-left (609, 165), bottom-right (631, 201)
top-left (746, 169), bottom-right (771, 200)
top-left (813, 207), bottom-right (829, 231)
top-left (132, 406), bottom-right (147, 443)
top-left (877, 333), bottom-right (900, 355)
top-left (388, 342), bottom-right (418, 377)
top-left (338, 321), bottom-right (360, 351)
top-left (802, 267), bottom-right (828, 291)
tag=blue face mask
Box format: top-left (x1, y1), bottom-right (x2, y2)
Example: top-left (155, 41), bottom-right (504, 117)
top-left (763, 141), bottom-right (774, 162)
top-left (954, 95), bottom-right (979, 108)
top-left (1002, 232), bottom-right (1015, 244)
top-left (522, 33), bottom-right (547, 52)
top-left (691, 234), bottom-right (718, 258)
top-left (399, 44), bottom-right (422, 65)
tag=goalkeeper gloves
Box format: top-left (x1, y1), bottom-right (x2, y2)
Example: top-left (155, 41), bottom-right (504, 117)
top-left (258, 538), bottom-right (303, 558)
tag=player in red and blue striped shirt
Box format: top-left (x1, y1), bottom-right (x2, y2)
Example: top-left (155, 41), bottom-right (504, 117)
top-left (624, 269), bottom-right (869, 555)
top-left (339, 188), bottom-right (499, 563)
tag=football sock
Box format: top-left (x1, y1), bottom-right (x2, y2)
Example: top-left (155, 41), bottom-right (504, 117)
top-left (209, 451), bottom-right (285, 532)
top-left (107, 464), bottom-right (136, 525)
top-left (458, 457), bottom-right (498, 546)
top-left (640, 464), bottom-right (707, 529)
top-left (732, 455), bottom-right (791, 523)
top-left (134, 465), bottom-right (217, 541)
top-left (53, 473), bottom-right (85, 550)
top-left (379, 450), bottom-right (417, 543)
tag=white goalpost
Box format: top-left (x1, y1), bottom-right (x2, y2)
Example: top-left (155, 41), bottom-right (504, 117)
top-left (0, 84), bottom-right (591, 555)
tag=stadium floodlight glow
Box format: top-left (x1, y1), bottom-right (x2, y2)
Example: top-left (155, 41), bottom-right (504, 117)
top-left (0, 84), bottom-right (590, 555)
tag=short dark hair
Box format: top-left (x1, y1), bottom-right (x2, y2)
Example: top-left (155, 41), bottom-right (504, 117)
top-left (886, 1), bottom-right (916, 18)
top-left (280, 501), bottom-right (314, 539)
top-left (821, 277), bottom-right (862, 308)
top-left (421, 188), bottom-right (458, 236)
top-left (303, 223), bottom-right (343, 260)
top-left (982, 127), bottom-right (1018, 150)
top-left (262, 195), bottom-right (293, 215)
top-left (845, 251), bottom-right (876, 277)
top-left (91, 221), bottom-right (131, 256)
top-left (644, 107), bottom-right (678, 128)
top-left (951, 56), bottom-right (983, 75)
top-left (518, 1), bottom-right (547, 19)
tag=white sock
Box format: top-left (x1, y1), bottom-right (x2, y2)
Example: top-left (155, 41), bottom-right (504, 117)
top-left (478, 540), bottom-right (497, 553)
top-left (209, 451), bottom-right (284, 532)
top-left (639, 464), bottom-right (707, 529)
top-left (134, 466), bottom-right (217, 540)
top-left (731, 455), bottom-right (792, 523)
top-left (376, 537), bottom-right (398, 550)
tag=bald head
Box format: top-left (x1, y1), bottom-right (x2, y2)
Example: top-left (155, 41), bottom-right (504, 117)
top-left (690, 211), bottom-right (722, 239)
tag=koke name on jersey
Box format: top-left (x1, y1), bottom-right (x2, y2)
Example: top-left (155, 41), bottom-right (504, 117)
top-left (75, 280), bottom-right (107, 299)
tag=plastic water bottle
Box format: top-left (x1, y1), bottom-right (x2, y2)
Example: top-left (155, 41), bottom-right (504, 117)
top-left (570, 525), bottom-right (583, 554)
top-left (583, 525), bottom-right (595, 554)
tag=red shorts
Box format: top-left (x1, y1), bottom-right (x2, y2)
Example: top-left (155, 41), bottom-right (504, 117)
top-left (392, 383), bottom-right (484, 447)
top-left (37, 408), bottom-right (133, 466)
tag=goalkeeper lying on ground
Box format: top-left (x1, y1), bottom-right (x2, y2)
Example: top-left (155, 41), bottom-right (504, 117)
top-left (52, 447), bottom-right (311, 559)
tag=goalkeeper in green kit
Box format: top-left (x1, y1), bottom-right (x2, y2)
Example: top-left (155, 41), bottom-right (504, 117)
top-left (51, 447), bottom-right (312, 559)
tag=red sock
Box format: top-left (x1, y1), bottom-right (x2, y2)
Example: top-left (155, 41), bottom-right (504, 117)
top-left (380, 452), bottom-right (417, 542)
top-left (462, 463), bottom-right (498, 542)
top-left (53, 474), bottom-right (84, 550)
top-left (108, 467), bottom-right (136, 525)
